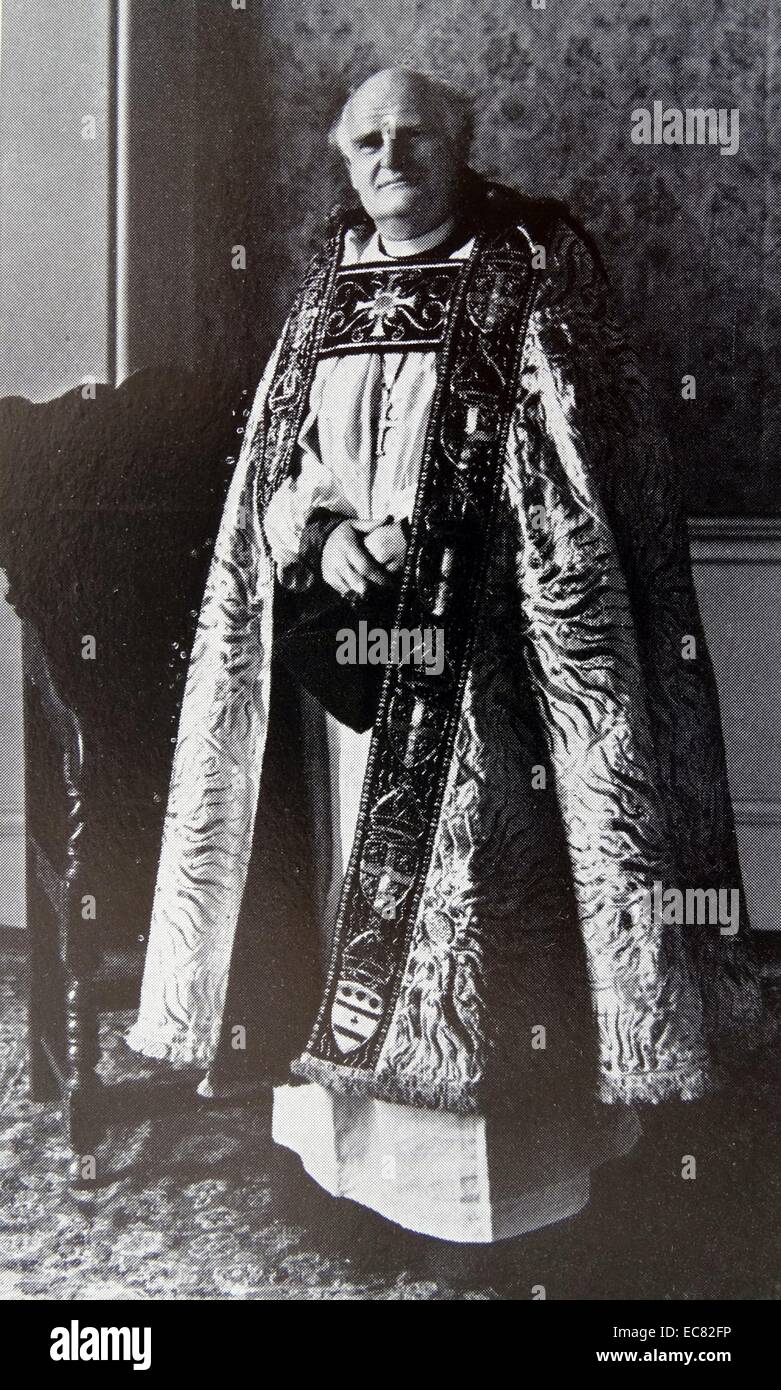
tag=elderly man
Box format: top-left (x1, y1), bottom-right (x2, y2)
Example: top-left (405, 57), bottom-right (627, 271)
top-left (127, 68), bottom-right (766, 1262)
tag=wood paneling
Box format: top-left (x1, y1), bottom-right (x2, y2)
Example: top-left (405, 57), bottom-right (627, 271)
top-left (691, 518), bottom-right (781, 934)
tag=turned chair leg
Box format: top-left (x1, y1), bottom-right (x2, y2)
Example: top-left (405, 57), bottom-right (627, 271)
top-left (67, 1096), bottom-right (101, 1188)
top-left (65, 977), bottom-right (102, 1188)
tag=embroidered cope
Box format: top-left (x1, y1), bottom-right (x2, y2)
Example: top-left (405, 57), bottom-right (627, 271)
top-left (126, 181), bottom-right (769, 1210)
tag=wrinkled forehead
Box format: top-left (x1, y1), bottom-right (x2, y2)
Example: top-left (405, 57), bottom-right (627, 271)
top-left (343, 78), bottom-right (441, 142)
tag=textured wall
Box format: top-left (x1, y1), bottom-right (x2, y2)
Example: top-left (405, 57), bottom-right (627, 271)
top-left (200, 0), bottom-right (777, 514)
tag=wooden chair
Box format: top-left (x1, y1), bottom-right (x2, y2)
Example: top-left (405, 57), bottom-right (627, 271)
top-left (1, 368), bottom-right (256, 1183)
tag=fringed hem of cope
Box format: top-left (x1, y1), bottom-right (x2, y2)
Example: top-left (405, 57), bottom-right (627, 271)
top-left (290, 1051), bottom-right (481, 1115)
top-left (599, 1061), bottom-right (715, 1105)
top-left (123, 1023), bottom-right (216, 1071)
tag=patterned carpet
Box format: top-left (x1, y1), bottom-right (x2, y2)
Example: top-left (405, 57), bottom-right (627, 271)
top-left (2, 951), bottom-right (780, 1301)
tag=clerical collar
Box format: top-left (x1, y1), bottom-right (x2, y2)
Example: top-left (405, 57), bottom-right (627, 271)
top-left (377, 216), bottom-right (457, 259)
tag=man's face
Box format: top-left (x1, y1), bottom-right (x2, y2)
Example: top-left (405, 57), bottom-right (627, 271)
top-left (339, 76), bottom-right (461, 237)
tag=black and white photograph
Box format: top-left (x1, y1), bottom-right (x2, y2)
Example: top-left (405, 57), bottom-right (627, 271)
top-left (0, 0), bottom-right (779, 1331)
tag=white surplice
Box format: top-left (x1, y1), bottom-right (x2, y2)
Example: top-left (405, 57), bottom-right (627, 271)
top-left (263, 220), bottom-right (640, 1243)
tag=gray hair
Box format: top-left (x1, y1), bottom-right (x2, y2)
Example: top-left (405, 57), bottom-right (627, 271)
top-left (328, 68), bottom-right (474, 162)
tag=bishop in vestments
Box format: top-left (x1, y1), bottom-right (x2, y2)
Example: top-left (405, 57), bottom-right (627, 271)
top-left (127, 69), bottom-right (767, 1249)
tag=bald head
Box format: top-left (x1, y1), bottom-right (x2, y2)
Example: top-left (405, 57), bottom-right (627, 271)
top-left (330, 68), bottom-right (473, 161)
top-left (329, 68), bottom-right (473, 241)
